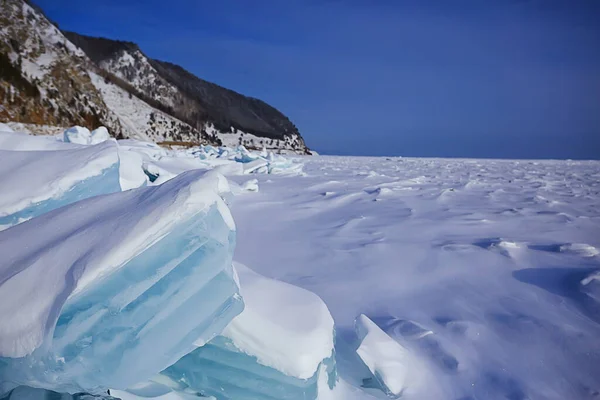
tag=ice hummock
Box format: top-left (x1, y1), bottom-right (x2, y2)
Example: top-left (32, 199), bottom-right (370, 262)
top-left (62, 126), bottom-right (110, 145)
top-left (0, 170), bottom-right (243, 394)
top-left (354, 314), bottom-right (414, 397)
top-left (160, 263), bottom-right (336, 400)
top-left (191, 145), bottom-right (303, 176)
top-left (0, 141), bottom-right (121, 230)
top-left (63, 126), bottom-right (92, 145)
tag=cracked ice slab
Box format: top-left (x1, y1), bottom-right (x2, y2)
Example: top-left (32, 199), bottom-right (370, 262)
top-left (160, 262), bottom-right (336, 400)
top-left (0, 170), bottom-right (243, 394)
top-left (0, 141), bottom-right (121, 229)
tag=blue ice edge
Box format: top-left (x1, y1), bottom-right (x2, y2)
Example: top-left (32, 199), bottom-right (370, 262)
top-left (0, 200), bottom-right (244, 394)
top-left (161, 335), bottom-right (337, 400)
top-left (0, 161), bottom-right (121, 228)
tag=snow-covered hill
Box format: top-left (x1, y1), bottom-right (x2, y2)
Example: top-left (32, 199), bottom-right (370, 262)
top-left (0, 0), bottom-right (124, 136)
top-left (88, 72), bottom-right (213, 143)
top-left (65, 32), bottom-right (310, 154)
top-left (101, 49), bottom-right (179, 108)
top-left (1, 0), bottom-right (310, 153)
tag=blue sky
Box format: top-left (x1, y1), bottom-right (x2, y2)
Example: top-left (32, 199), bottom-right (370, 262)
top-left (36, 0), bottom-right (600, 159)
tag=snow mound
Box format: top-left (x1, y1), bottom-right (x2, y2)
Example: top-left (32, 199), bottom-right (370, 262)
top-left (90, 127), bottom-right (111, 144)
top-left (63, 126), bottom-right (111, 145)
top-left (0, 170), bottom-right (243, 393)
top-left (0, 142), bottom-right (121, 229)
top-left (560, 243), bottom-right (599, 258)
top-left (581, 270), bottom-right (600, 302)
top-left (160, 263), bottom-right (336, 399)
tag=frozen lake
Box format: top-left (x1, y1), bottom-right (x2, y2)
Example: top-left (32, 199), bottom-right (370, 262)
top-left (230, 155), bottom-right (600, 399)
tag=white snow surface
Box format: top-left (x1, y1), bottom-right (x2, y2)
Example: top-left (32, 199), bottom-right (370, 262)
top-left (0, 169), bottom-right (232, 358)
top-left (0, 123), bottom-right (14, 133)
top-left (0, 141), bottom-right (118, 217)
top-left (228, 155), bottom-right (600, 400)
top-left (222, 262), bottom-right (335, 379)
top-left (0, 130), bottom-right (80, 151)
top-left (1, 129), bottom-right (599, 400)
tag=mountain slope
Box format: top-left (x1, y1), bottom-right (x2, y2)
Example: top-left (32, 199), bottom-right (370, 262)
top-left (0, 0), bottom-right (123, 135)
top-left (1, 0), bottom-right (308, 152)
top-left (64, 31), bottom-right (308, 153)
top-left (0, 0), bottom-right (217, 144)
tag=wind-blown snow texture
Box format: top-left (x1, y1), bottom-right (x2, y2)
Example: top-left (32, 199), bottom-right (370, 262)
top-left (229, 155), bottom-right (600, 400)
top-left (1, 129), bottom-right (599, 400)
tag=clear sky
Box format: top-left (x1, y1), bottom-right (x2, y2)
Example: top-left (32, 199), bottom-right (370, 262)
top-left (35, 0), bottom-right (600, 159)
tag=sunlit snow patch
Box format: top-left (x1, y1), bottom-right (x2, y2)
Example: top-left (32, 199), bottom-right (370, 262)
top-left (160, 263), bottom-right (336, 400)
top-left (0, 141), bottom-right (121, 230)
top-left (0, 170), bottom-right (243, 394)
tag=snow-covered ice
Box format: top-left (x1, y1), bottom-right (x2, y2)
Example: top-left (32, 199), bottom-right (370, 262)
top-left (63, 126), bottom-right (111, 145)
top-left (229, 155), bottom-right (600, 400)
top-left (223, 262), bottom-right (334, 379)
top-left (0, 141), bottom-right (121, 229)
top-left (1, 129), bottom-right (599, 400)
top-left (63, 126), bottom-right (93, 145)
top-left (0, 170), bottom-right (243, 394)
top-left (160, 262), bottom-right (336, 399)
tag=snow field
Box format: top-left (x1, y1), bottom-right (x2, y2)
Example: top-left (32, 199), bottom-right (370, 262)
top-left (1, 127), bottom-right (598, 399)
top-left (229, 155), bottom-right (600, 399)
